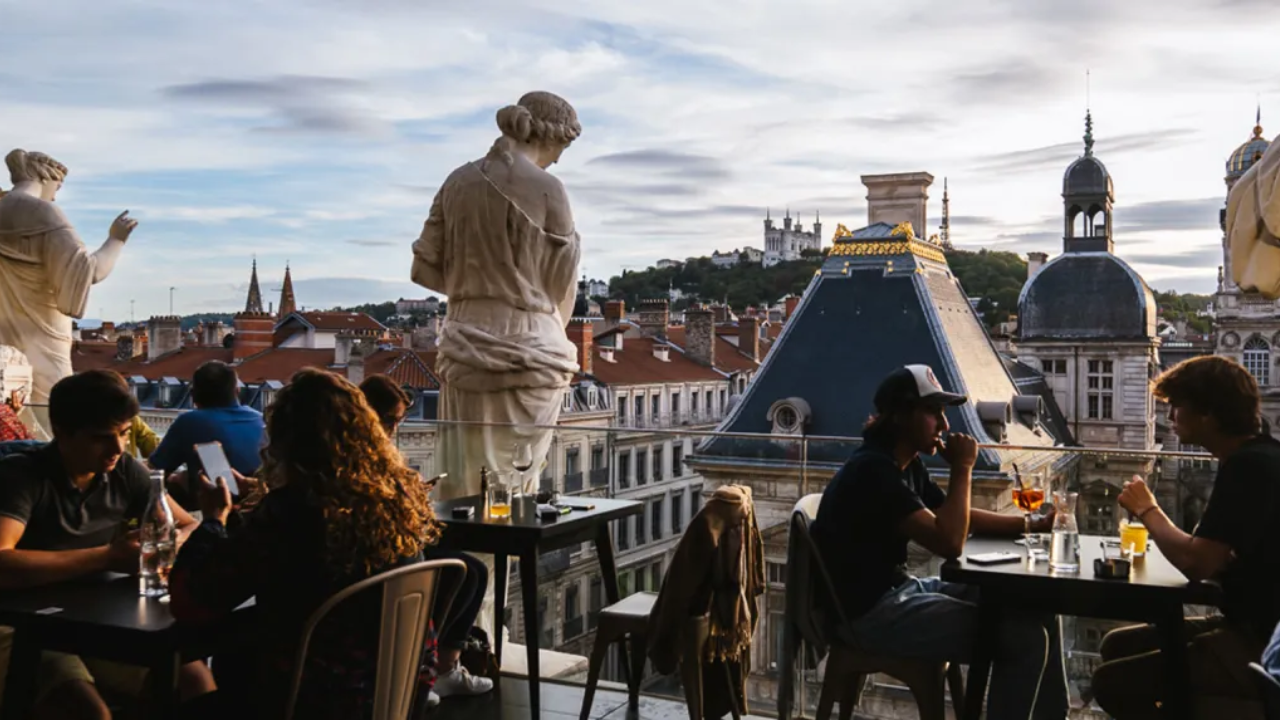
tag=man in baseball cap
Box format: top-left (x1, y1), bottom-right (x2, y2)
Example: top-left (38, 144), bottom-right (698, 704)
top-left (809, 364), bottom-right (1067, 720)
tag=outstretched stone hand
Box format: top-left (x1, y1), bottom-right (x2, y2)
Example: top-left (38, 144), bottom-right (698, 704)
top-left (109, 211), bottom-right (138, 241)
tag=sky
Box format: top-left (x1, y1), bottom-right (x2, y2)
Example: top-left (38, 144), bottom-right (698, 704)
top-left (3, 0), bottom-right (1279, 320)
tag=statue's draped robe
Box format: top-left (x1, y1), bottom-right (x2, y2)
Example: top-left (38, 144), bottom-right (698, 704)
top-left (0, 193), bottom-right (98, 405)
top-left (1228, 133), bottom-right (1280, 297)
top-left (411, 156), bottom-right (580, 639)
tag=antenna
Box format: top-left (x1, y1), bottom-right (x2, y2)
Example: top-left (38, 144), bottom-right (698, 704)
top-left (1086, 68), bottom-right (1091, 110)
top-left (169, 287), bottom-right (176, 315)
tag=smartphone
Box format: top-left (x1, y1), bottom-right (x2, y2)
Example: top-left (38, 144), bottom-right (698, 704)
top-left (967, 551), bottom-right (1021, 566)
top-left (194, 441), bottom-right (239, 495)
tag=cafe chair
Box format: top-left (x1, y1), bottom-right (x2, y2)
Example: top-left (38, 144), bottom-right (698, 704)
top-left (283, 558), bottom-right (466, 720)
top-left (578, 593), bottom-right (739, 720)
top-left (787, 496), bottom-right (964, 720)
top-left (1249, 662), bottom-right (1280, 720)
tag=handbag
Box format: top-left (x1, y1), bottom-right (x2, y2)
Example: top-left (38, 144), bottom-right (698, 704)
top-left (459, 626), bottom-right (501, 679)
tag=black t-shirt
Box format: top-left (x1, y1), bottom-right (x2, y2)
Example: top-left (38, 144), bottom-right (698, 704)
top-left (1193, 434), bottom-right (1280, 638)
top-left (810, 439), bottom-right (946, 621)
top-left (0, 443), bottom-right (154, 551)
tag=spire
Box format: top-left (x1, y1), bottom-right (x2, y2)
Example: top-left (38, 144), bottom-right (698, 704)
top-left (766, 207), bottom-right (771, 220)
top-left (277, 263), bottom-right (297, 319)
top-left (1083, 110), bottom-right (1094, 157)
top-left (940, 178), bottom-right (952, 249)
top-left (244, 258), bottom-right (264, 314)
top-left (1256, 101), bottom-right (1265, 139)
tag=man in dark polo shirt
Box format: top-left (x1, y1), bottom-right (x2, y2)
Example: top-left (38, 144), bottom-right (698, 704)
top-left (0, 370), bottom-right (210, 720)
top-left (1094, 356), bottom-right (1280, 718)
top-left (811, 365), bottom-right (1067, 720)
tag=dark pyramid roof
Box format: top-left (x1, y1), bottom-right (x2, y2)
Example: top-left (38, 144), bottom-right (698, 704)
top-left (691, 222), bottom-right (1064, 477)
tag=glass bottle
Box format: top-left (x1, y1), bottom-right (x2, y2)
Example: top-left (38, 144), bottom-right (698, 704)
top-left (1049, 490), bottom-right (1080, 573)
top-left (139, 471), bottom-right (177, 597)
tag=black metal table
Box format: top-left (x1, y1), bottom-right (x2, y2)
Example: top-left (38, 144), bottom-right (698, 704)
top-left (942, 536), bottom-right (1222, 720)
top-left (433, 495), bottom-right (643, 716)
top-left (0, 573), bottom-right (255, 719)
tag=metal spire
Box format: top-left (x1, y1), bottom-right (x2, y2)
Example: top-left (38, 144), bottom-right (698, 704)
top-left (1083, 110), bottom-right (1095, 157)
top-left (940, 178), bottom-right (952, 249)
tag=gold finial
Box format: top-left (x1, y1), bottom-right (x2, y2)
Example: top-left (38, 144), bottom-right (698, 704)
top-left (832, 223), bottom-right (854, 241)
top-left (890, 221), bottom-right (916, 240)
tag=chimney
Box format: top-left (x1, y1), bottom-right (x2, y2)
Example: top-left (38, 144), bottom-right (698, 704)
top-left (603, 300), bottom-right (626, 325)
top-left (710, 305), bottom-right (731, 324)
top-left (233, 311), bottom-right (274, 361)
top-left (565, 319), bottom-right (594, 375)
top-left (685, 308), bottom-right (716, 367)
top-left (636, 299), bottom-right (670, 337)
top-left (784, 295), bottom-right (800, 321)
top-left (861, 172), bottom-right (934, 235)
top-left (146, 316), bottom-right (183, 361)
top-left (100, 321), bottom-right (117, 341)
top-left (334, 333), bottom-right (357, 366)
top-left (738, 317), bottom-right (761, 361)
top-left (652, 339), bottom-right (670, 362)
top-left (347, 342), bottom-right (366, 385)
top-left (134, 331), bottom-right (148, 359)
top-left (116, 333), bottom-right (134, 361)
top-left (202, 321), bottom-right (228, 347)
top-left (1027, 252), bottom-right (1049, 280)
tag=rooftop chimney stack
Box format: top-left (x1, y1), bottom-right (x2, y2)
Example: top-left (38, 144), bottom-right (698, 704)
top-left (861, 172), bottom-right (934, 236)
top-left (636, 299), bottom-right (670, 338)
top-left (685, 308), bottom-right (716, 367)
top-left (738, 317), bottom-right (761, 362)
top-left (1027, 252), bottom-right (1049, 281)
top-left (146, 316), bottom-right (183, 361)
top-left (566, 319), bottom-right (594, 375)
top-left (603, 300), bottom-right (626, 325)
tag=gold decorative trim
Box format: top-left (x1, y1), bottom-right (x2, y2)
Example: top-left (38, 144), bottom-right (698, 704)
top-left (828, 239), bottom-right (947, 264)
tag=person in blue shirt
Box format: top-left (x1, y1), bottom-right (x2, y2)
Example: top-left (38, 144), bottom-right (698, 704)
top-left (150, 360), bottom-right (264, 509)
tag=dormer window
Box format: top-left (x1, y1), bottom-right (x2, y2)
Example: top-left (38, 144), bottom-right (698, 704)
top-left (587, 386), bottom-right (599, 410)
top-left (563, 390), bottom-right (575, 412)
top-left (767, 397), bottom-right (811, 437)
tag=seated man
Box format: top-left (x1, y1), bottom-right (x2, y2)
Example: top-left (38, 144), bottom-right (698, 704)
top-left (1093, 356), bottom-right (1280, 718)
top-left (0, 370), bottom-right (212, 719)
top-left (149, 360), bottom-right (264, 509)
top-left (811, 365), bottom-right (1066, 720)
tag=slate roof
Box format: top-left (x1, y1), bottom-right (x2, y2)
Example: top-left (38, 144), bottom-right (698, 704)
top-left (692, 225), bottom-right (1063, 476)
top-left (1018, 253), bottom-right (1156, 341)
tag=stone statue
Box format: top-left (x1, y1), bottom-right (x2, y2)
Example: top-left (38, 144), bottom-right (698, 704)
top-left (411, 91), bottom-right (582, 502)
top-left (0, 149), bottom-right (137, 404)
top-left (1227, 134), bottom-right (1280, 298)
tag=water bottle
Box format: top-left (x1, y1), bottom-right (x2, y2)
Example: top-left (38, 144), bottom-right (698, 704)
top-left (139, 471), bottom-right (177, 597)
top-left (1049, 490), bottom-right (1080, 573)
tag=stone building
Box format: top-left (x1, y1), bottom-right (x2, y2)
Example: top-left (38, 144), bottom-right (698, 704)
top-left (1213, 113), bottom-right (1279, 433)
top-left (763, 209), bottom-right (822, 267)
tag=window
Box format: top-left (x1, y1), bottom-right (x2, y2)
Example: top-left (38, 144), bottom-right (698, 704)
top-left (691, 392), bottom-right (699, 417)
top-left (565, 447), bottom-right (580, 476)
top-left (617, 518), bottom-right (630, 551)
top-left (671, 392), bottom-right (680, 418)
top-left (1245, 336), bottom-right (1271, 386)
top-left (634, 395), bottom-right (644, 425)
top-left (564, 584), bottom-right (582, 639)
top-left (767, 561), bottom-right (786, 587)
top-left (587, 386), bottom-right (599, 410)
top-left (1042, 359), bottom-right (1067, 375)
top-left (650, 561), bottom-right (663, 592)
top-left (538, 594), bottom-right (553, 648)
top-left (588, 576), bottom-right (603, 631)
top-left (562, 390), bottom-right (574, 412)
top-left (618, 451), bottom-right (631, 489)
top-left (651, 394), bottom-right (660, 422)
top-left (1086, 359), bottom-right (1115, 420)
top-left (672, 444), bottom-right (684, 477)
top-left (617, 396), bottom-right (627, 424)
top-left (651, 497), bottom-right (664, 541)
top-left (636, 505), bottom-right (648, 545)
top-left (707, 391), bottom-right (715, 415)
top-left (672, 491), bottom-right (684, 535)
top-left (636, 449), bottom-right (648, 486)
top-left (653, 446), bottom-right (664, 483)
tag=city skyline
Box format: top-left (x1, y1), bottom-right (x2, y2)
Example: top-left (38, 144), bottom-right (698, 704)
top-left (4, 0), bottom-right (1279, 317)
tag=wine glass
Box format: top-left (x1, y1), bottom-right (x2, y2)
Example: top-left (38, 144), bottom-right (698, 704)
top-left (1012, 467), bottom-right (1046, 549)
top-left (511, 442), bottom-right (534, 495)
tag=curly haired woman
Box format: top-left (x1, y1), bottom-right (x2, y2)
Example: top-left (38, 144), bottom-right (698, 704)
top-left (169, 368), bottom-right (486, 718)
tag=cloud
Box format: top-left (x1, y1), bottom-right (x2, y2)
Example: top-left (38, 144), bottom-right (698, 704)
top-left (1123, 245), bottom-right (1222, 269)
top-left (1115, 197), bottom-right (1222, 233)
top-left (585, 149), bottom-right (730, 181)
top-left (161, 75), bottom-right (386, 136)
top-left (948, 60), bottom-right (1067, 105)
top-left (973, 128), bottom-right (1199, 174)
top-left (345, 239), bottom-right (397, 247)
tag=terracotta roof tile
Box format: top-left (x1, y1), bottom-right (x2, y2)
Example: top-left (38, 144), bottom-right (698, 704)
top-left (589, 342), bottom-right (722, 385)
top-left (296, 312), bottom-right (385, 332)
top-left (234, 348), bottom-right (334, 383)
top-left (663, 327), bottom-right (761, 374)
top-left (364, 349), bottom-right (441, 390)
top-left (106, 347), bottom-right (235, 381)
top-left (70, 341), bottom-right (124, 373)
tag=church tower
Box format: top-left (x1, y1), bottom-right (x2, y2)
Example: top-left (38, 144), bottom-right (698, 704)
top-left (244, 258), bottom-right (264, 314)
top-left (277, 264), bottom-right (297, 319)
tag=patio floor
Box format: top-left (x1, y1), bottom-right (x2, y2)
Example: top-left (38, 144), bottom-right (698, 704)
top-left (432, 675), bottom-right (773, 719)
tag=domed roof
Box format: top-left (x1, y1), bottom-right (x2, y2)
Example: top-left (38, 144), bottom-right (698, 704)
top-left (1018, 253), bottom-right (1156, 341)
top-left (1227, 123), bottom-right (1270, 180)
top-left (1063, 155), bottom-right (1114, 198)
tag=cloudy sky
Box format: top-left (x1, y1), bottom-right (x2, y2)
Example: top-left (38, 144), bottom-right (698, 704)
top-left (4, 0), bottom-right (1278, 319)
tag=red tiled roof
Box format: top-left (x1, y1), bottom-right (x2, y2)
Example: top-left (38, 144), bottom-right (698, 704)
top-left (70, 341), bottom-right (123, 373)
top-left (663, 327), bottom-right (761, 374)
top-left (589, 342), bottom-right (722, 385)
top-left (296, 312), bottom-right (385, 332)
top-left (108, 347), bottom-right (235, 381)
top-left (364, 349), bottom-right (441, 390)
top-left (234, 348), bottom-right (334, 383)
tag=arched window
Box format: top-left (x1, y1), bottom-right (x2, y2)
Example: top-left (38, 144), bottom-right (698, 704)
top-left (1244, 336), bottom-right (1271, 386)
top-left (1069, 207), bottom-right (1084, 238)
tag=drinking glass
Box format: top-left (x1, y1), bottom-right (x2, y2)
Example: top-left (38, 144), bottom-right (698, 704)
top-left (511, 442), bottom-right (534, 495)
top-left (488, 481), bottom-right (512, 520)
top-left (1012, 472), bottom-right (1046, 547)
top-left (1049, 490), bottom-right (1081, 572)
top-left (1120, 519), bottom-right (1149, 557)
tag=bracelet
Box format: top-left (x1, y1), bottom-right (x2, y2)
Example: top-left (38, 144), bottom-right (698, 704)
top-left (1137, 506), bottom-right (1159, 521)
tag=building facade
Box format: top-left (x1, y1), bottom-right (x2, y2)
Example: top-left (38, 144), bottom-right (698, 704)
top-left (763, 210), bottom-right (822, 267)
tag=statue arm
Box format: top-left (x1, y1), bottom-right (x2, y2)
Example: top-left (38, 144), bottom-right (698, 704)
top-left (410, 189), bottom-right (446, 293)
top-left (90, 237), bottom-right (126, 284)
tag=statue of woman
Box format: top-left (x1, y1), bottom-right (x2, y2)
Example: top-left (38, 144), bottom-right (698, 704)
top-left (411, 92), bottom-right (583, 502)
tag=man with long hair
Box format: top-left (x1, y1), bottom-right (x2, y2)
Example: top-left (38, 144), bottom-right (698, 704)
top-left (810, 364), bottom-right (1067, 720)
top-left (1093, 356), bottom-right (1280, 717)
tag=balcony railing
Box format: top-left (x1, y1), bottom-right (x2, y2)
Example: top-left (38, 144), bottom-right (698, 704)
top-left (41, 405), bottom-right (1220, 718)
top-left (564, 471), bottom-right (584, 493)
top-left (614, 410), bottom-right (724, 429)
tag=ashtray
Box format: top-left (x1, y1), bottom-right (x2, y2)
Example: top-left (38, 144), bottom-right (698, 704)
top-left (1093, 557), bottom-right (1131, 580)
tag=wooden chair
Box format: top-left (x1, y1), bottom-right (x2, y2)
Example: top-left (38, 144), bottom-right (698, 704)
top-left (283, 558), bottom-right (466, 720)
top-left (791, 504), bottom-right (964, 720)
